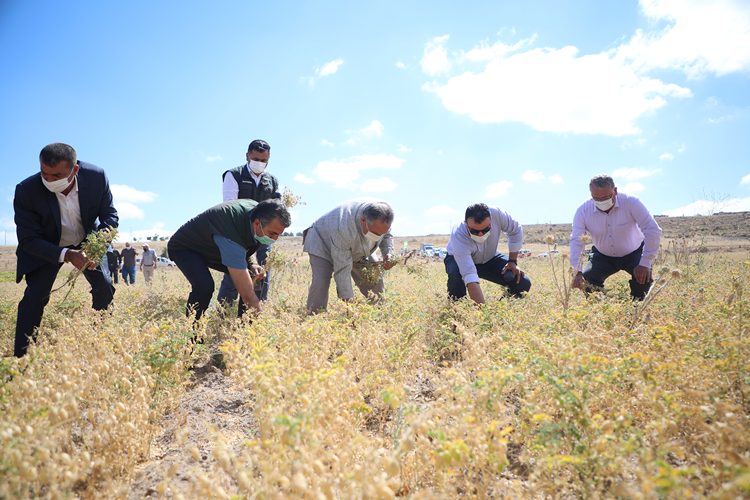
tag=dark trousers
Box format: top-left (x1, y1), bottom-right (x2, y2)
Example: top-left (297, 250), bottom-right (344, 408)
top-left (169, 246), bottom-right (250, 320)
top-left (583, 243), bottom-right (652, 299)
top-left (108, 263), bottom-right (119, 283)
top-left (445, 253), bottom-right (532, 300)
top-left (15, 261), bottom-right (115, 357)
top-left (217, 244), bottom-right (270, 304)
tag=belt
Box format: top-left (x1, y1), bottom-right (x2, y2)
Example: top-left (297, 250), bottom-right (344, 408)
top-left (144, 264), bottom-right (155, 267)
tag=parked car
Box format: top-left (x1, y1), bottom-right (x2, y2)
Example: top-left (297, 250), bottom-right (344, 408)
top-left (157, 257), bottom-right (176, 268)
top-left (518, 249), bottom-right (532, 258)
top-left (538, 250), bottom-right (561, 258)
top-left (135, 256), bottom-right (176, 268)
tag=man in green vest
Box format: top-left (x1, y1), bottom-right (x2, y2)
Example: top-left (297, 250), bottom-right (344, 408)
top-left (218, 139), bottom-right (281, 306)
top-left (168, 199), bottom-right (291, 320)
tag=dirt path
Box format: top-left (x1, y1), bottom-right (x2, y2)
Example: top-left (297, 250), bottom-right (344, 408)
top-left (128, 360), bottom-right (257, 499)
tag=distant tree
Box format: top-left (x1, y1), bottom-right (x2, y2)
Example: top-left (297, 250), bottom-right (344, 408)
top-left (296, 231), bottom-right (303, 237)
top-left (146, 237), bottom-right (152, 241)
top-left (161, 248), bottom-right (169, 258)
top-left (159, 236), bottom-right (168, 241)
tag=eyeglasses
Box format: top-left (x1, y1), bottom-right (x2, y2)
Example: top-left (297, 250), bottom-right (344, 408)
top-left (468, 225), bottom-right (491, 235)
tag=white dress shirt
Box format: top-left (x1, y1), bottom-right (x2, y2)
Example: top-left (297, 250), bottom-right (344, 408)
top-left (56, 178), bottom-right (85, 262)
top-left (569, 191), bottom-right (662, 273)
top-left (222, 163), bottom-right (281, 202)
top-left (446, 206), bottom-right (524, 285)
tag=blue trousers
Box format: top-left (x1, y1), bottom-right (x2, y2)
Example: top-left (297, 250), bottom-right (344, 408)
top-left (15, 261), bottom-right (115, 357)
top-left (445, 253), bottom-right (531, 300)
top-left (217, 244), bottom-right (270, 304)
top-left (121, 265), bottom-right (136, 285)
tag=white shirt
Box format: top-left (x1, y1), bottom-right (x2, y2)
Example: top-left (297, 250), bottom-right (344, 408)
top-left (56, 178), bottom-right (85, 262)
top-left (222, 163), bottom-right (281, 202)
top-left (569, 191), bottom-right (662, 273)
top-left (446, 206), bottom-right (524, 285)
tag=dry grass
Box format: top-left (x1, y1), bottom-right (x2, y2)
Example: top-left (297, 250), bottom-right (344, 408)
top-left (1, 244), bottom-right (749, 499)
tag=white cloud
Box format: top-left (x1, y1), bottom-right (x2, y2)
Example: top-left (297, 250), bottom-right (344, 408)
top-left (361, 177), bottom-right (398, 193)
top-left (423, 45), bottom-right (691, 136)
top-left (486, 180), bottom-right (513, 198)
top-left (621, 138), bottom-right (648, 149)
top-left (663, 197), bottom-right (750, 216)
top-left (623, 182), bottom-right (646, 193)
top-left (678, 143), bottom-right (686, 153)
top-left (294, 173), bottom-right (315, 184)
top-left (128, 224), bottom-right (174, 243)
top-left (549, 174), bottom-right (564, 184)
top-left (206, 154), bottom-right (222, 162)
top-left (522, 169), bottom-right (545, 182)
top-left (660, 153), bottom-right (674, 161)
top-left (114, 201), bottom-right (145, 220)
top-left (425, 205), bottom-right (457, 216)
top-left (396, 61), bottom-right (406, 69)
top-left (321, 139), bottom-right (334, 147)
top-left (741, 174), bottom-right (750, 185)
top-left (343, 138), bottom-right (356, 146)
top-left (397, 144), bottom-right (412, 153)
top-left (612, 167), bottom-right (662, 181)
top-left (111, 185), bottom-right (158, 203)
top-left (616, 0), bottom-right (750, 79)
top-left (319, 59), bottom-right (343, 76)
top-left (110, 185), bottom-right (157, 221)
top-left (360, 120), bottom-right (384, 137)
top-left (421, 35), bottom-right (452, 76)
top-left (424, 222), bottom-right (450, 232)
top-left (314, 153), bottom-right (405, 189)
top-left (302, 58), bottom-right (344, 86)
top-left (461, 36), bottom-right (536, 62)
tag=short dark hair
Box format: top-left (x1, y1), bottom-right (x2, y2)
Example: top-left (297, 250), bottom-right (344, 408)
top-left (248, 140), bottom-right (271, 154)
top-left (251, 199), bottom-right (291, 228)
top-left (363, 201), bottom-right (394, 226)
top-left (39, 143), bottom-right (77, 170)
top-left (465, 203), bottom-right (490, 223)
top-left (590, 174), bottom-right (615, 190)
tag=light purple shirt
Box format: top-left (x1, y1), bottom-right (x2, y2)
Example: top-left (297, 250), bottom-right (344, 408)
top-left (569, 191), bottom-right (662, 273)
top-left (446, 206), bottom-right (524, 285)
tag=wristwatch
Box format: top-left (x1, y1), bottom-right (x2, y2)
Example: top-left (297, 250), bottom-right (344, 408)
top-left (507, 259), bottom-right (517, 264)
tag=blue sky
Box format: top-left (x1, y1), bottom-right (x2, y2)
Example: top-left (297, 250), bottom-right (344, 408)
top-left (1, 0), bottom-right (749, 245)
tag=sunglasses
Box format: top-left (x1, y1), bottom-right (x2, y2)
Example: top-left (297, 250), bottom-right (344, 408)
top-left (468, 225), bottom-right (491, 235)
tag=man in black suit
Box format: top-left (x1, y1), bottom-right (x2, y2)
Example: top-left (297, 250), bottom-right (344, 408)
top-left (13, 143), bottom-right (118, 357)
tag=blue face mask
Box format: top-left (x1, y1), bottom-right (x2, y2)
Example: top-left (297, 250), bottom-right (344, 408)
top-left (254, 221), bottom-right (275, 246)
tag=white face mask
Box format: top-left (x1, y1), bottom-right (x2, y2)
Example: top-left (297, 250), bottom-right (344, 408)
top-left (248, 160), bottom-right (267, 175)
top-left (470, 232), bottom-right (491, 243)
top-left (364, 229), bottom-right (382, 244)
top-left (42, 172), bottom-right (74, 193)
top-left (594, 197), bottom-right (614, 211)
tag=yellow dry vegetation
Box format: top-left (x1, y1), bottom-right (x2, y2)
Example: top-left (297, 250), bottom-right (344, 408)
top-left (1, 249), bottom-right (749, 499)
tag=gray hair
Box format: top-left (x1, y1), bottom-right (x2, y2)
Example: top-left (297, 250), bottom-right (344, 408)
top-left (363, 201), bottom-right (394, 226)
top-left (589, 174), bottom-right (615, 190)
top-left (251, 199), bottom-right (292, 228)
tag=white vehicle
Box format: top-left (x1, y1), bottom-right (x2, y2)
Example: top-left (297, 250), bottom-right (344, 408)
top-left (420, 242), bottom-right (435, 257)
top-left (135, 256), bottom-right (176, 268)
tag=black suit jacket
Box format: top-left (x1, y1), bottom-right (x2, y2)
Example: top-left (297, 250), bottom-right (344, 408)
top-left (14, 161), bottom-right (119, 282)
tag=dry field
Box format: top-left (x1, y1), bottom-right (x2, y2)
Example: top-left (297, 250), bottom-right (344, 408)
top-left (1, 219), bottom-right (749, 499)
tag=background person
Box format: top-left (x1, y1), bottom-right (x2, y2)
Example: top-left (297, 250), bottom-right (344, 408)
top-left (168, 199), bottom-right (291, 320)
top-left (217, 139), bottom-right (282, 307)
top-left (140, 243), bottom-right (158, 285)
top-left (120, 242), bottom-right (137, 285)
top-left (106, 244), bottom-right (120, 284)
top-left (445, 203), bottom-right (531, 303)
top-left (13, 143), bottom-right (118, 357)
top-left (570, 174), bottom-right (662, 300)
top-left (303, 199), bottom-right (395, 313)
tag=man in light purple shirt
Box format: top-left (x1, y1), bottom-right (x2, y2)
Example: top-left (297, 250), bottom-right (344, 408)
top-left (570, 174), bottom-right (662, 299)
top-left (445, 203), bottom-right (531, 303)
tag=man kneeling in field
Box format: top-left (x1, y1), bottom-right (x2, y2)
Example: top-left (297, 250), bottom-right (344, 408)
top-left (168, 199), bottom-right (291, 319)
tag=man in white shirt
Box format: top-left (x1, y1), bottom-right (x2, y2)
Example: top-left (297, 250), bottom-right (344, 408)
top-left (445, 203), bottom-right (531, 303)
top-left (13, 143), bottom-right (118, 357)
top-left (569, 174), bottom-right (662, 299)
top-left (140, 243), bottom-right (158, 285)
top-left (218, 140), bottom-right (282, 306)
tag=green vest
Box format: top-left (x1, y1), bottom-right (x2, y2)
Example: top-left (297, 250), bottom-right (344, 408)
top-left (169, 199), bottom-right (260, 270)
